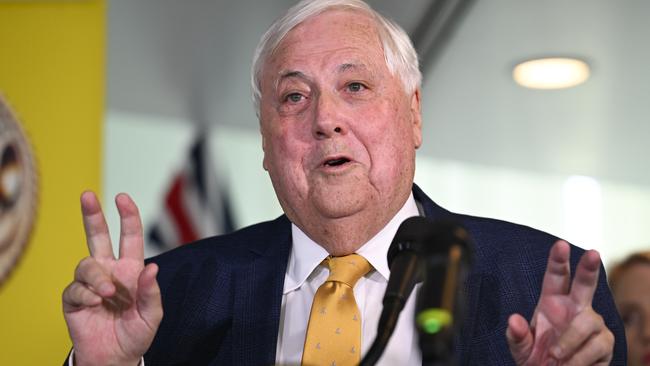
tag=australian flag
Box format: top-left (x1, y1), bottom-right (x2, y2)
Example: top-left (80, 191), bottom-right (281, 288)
top-left (147, 133), bottom-right (235, 253)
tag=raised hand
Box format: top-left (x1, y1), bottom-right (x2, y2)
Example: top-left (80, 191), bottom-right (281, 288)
top-left (62, 192), bottom-right (162, 366)
top-left (506, 241), bottom-right (614, 365)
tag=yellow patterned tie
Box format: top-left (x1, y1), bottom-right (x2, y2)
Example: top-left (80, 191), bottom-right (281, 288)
top-left (301, 254), bottom-right (372, 366)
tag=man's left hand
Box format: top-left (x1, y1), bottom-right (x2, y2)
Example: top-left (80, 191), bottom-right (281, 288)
top-left (506, 240), bottom-right (614, 365)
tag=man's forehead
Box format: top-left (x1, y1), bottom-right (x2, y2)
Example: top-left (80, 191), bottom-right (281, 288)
top-left (257, 8), bottom-right (390, 96)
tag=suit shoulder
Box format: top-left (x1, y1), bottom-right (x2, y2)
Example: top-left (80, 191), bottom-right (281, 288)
top-left (456, 213), bottom-right (558, 249)
top-left (447, 212), bottom-right (589, 271)
top-left (146, 215), bottom-right (291, 267)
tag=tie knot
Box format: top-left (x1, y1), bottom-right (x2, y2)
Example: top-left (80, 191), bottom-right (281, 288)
top-left (324, 254), bottom-right (371, 287)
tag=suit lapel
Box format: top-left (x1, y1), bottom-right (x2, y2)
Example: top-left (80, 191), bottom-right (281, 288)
top-left (231, 215), bottom-right (292, 365)
top-left (413, 183), bottom-right (453, 220)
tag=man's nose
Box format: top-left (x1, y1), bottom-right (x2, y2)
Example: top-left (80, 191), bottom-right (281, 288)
top-left (311, 92), bottom-right (347, 139)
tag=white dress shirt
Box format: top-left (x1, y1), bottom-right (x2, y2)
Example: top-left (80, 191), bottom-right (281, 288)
top-left (276, 193), bottom-right (422, 366)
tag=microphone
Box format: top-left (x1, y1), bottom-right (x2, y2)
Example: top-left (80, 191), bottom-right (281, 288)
top-left (360, 216), bottom-right (432, 366)
top-left (416, 221), bottom-right (473, 366)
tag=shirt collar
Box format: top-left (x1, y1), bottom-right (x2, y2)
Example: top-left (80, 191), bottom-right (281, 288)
top-left (284, 193), bottom-right (420, 294)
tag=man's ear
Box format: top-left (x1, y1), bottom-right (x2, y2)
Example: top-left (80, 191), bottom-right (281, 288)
top-left (410, 88), bottom-right (423, 149)
top-left (261, 126), bottom-right (269, 171)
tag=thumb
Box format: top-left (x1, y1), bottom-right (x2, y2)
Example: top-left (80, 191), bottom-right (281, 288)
top-left (506, 313), bottom-right (533, 365)
top-left (137, 263), bottom-right (163, 331)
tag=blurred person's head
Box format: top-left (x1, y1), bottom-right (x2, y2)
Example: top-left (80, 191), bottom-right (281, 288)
top-left (609, 251), bottom-right (650, 366)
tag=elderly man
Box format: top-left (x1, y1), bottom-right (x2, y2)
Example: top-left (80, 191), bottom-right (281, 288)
top-left (63, 0), bottom-right (624, 365)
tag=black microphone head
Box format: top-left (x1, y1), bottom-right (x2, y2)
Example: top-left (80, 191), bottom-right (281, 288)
top-left (387, 216), bottom-right (433, 268)
top-left (423, 220), bottom-right (471, 257)
top-left (388, 217), bottom-right (473, 268)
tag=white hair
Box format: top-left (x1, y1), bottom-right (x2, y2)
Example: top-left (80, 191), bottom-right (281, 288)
top-left (250, 0), bottom-right (422, 117)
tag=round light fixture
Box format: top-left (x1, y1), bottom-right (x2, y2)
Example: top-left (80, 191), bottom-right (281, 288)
top-left (513, 57), bottom-right (590, 89)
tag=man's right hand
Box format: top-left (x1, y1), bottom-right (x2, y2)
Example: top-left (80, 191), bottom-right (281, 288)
top-left (62, 192), bottom-right (162, 366)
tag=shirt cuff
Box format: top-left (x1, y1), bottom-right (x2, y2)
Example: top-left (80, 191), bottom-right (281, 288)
top-left (68, 349), bottom-right (144, 366)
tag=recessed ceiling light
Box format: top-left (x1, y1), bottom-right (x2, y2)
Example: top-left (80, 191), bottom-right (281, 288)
top-left (513, 57), bottom-right (590, 90)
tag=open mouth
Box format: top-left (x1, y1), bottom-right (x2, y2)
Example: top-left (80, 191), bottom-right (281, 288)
top-left (323, 157), bottom-right (351, 167)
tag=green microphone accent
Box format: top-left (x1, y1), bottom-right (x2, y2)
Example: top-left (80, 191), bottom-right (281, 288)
top-left (416, 308), bottom-right (453, 334)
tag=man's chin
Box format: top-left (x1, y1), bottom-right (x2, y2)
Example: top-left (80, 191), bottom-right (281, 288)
top-left (308, 183), bottom-right (374, 219)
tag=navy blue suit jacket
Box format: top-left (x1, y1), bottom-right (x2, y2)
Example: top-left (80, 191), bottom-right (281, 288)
top-left (142, 184), bottom-right (626, 365)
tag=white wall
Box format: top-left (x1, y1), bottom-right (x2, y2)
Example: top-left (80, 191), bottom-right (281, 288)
top-left (104, 110), bottom-right (650, 268)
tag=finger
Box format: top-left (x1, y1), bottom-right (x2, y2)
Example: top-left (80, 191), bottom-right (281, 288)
top-left (74, 257), bottom-right (115, 297)
top-left (81, 191), bottom-right (115, 259)
top-left (115, 193), bottom-right (144, 261)
top-left (540, 240), bottom-right (571, 297)
top-left (136, 263), bottom-right (163, 330)
top-left (506, 313), bottom-right (534, 364)
top-left (558, 324), bottom-right (613, 366)
top-left (569, 249), bottom-right (601, 308)
top-left (550, 309), bottom-right (604, 360)
top-left (62, 281), bottom-right (103, 312)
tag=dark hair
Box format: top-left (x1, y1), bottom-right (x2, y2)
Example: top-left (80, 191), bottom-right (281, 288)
top-left (608, 251), bottom-right (650, 292)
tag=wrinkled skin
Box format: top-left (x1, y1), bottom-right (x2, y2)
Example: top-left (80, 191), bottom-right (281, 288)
top-left (258, 9), bottom-right (422, 255)
top-left (506, 241), bottom-right (614, 365)
top-left (62, 192), bottom-right (162, 366)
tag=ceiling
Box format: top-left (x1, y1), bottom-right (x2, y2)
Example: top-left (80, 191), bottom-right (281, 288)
top-left (108, 0), bottom-right (650, 187)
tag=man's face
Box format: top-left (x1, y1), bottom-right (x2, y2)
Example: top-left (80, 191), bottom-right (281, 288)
top-left (259, 9), bottom-right (422, 238)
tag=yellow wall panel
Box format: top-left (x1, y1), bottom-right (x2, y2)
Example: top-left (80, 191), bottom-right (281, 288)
top-left (0, 1), bottom-right (105, 364)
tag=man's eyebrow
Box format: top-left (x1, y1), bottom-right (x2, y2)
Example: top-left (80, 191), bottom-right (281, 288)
top-left (337, 63), bottom-right (368, 73)
top-left (278, 70), bottom-right (308, 82)
top-left (274, 70), bottom-right (309, 92)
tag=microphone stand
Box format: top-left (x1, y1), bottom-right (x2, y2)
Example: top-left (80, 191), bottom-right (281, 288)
top-left (417, 223), bottom-right (473, 366)
top-left (417, 251), bottom-right (458, 366)
top-left (359, 219), bottom-right (472, 366)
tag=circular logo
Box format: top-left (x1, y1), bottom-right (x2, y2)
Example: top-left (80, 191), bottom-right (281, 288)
top-left (0, 94), bottom-right (38, 288)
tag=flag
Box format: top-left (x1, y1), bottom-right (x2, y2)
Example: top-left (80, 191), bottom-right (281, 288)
top-left (148, 133), bottom-right (235, 252)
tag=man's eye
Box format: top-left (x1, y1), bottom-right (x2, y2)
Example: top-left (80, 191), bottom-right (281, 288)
top-left (621, 309), bottom-right (643, 329)
top-left (285, 93), bottom-right (304, 103)
top-left (347, 82), bottom-right (366, 92)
